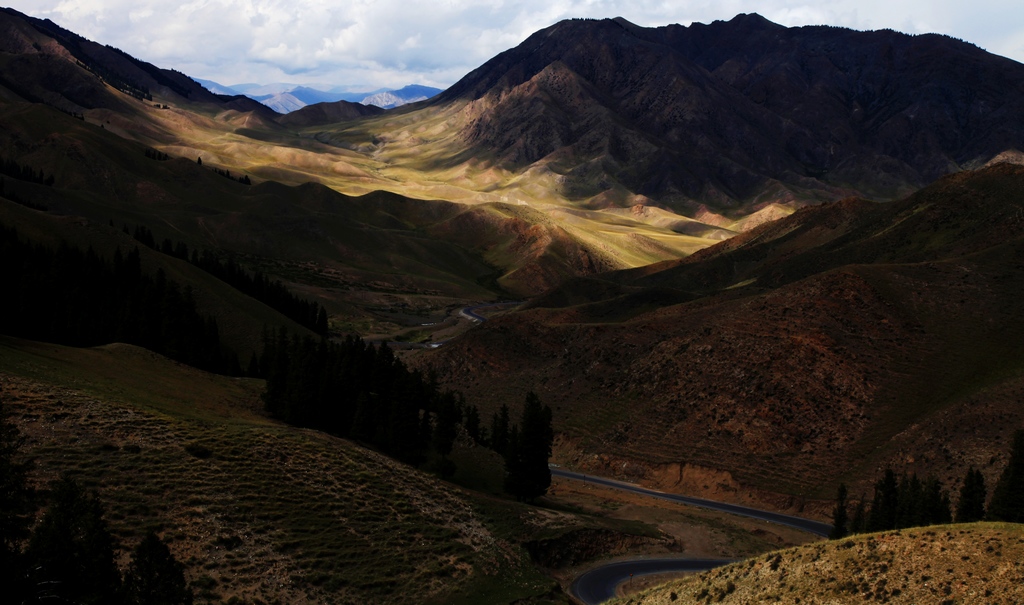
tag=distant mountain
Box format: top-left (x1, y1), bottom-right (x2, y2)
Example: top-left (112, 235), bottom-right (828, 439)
top-left (277, 99), bottom-right (385, 127)
top-left (417, 14), bottom-right (1024, 212)
top-left (237, 83), bottom-right (439, 113)
top-left (361, 84), bottom-right (443, 108)
top-left (255, 91), bottom-right (306, 114)
top-left (195, 78), bottom-right (241, 96)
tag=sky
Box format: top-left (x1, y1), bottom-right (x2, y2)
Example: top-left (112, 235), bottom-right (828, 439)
top-left (8, 0), bottom-right (1024, 92)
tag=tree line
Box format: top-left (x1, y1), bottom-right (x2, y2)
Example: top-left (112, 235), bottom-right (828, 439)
top-left (128, 224), bottom-right (327, 335)
top-left (211, 166), bottom-right (252, 185)
top-left (258, 330), bottom-right (437, 464)
top-left (257, 329), bottom-right (554, 499)
top-left (1, 396), bottom-right (192, 605)
top-left (1, 156), bottom-right (55, 187)
top-left (144, 148), bottom-right (169, 161)
top-left (0, 223), bottom-right (241, 375)
top-left (831, 430), bottom-right (1024, 538)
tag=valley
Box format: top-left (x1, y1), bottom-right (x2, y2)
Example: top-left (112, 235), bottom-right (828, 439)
top-left (2, 4), bottom-right (1024, 604)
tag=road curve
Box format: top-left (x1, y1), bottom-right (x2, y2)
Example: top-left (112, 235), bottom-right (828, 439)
top-left (551, 468), bottom-right (832, 536)
top-left (570, 558), bottom-right (733, 605)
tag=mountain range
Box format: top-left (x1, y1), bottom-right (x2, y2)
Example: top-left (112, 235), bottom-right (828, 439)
top-left (2, 5), bottom-right (1024, 602)
top-left (196, 79), bottom-right (443, 112)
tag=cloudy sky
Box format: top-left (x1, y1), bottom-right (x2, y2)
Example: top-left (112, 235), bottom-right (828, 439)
top-left (9, 0), bottom-right (1024, 91)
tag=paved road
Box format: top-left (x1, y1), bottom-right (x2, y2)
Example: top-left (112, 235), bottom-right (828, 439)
top-left (570, 558), bottom-right (733, 604)
top-left (460, 301), bottom-right (523, 322)
top-left (551, 468), bottom-right (832, 536)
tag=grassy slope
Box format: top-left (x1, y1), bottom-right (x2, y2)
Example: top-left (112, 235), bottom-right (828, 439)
top-left (0, 198), bottom-right (313, 358)
top-left (611, 523), bottom-right (1024, 605)
top-left (0, 336), bottom-right (585, 604)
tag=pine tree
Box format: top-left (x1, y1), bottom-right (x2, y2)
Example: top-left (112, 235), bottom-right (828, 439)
top-left (988, 429), bottom-right (1024, 522)
top-left (464, 404), bottom-right (481, 444)
top-left (433, 393), bottom-right (461, 457)
top-left (26, 476), bottom-right (123, 605)
top-left (503, 392), bottom-right (554, 501)
top-left (868, 468), bottom-right (899, 532)
top-left (829, 483), bottom-right (849, 539)
top-left (955, 467), bottom-right (986, 523)
top-left (849, 496), bottom-right (867, 535)
top-left (490, 404), bottom-right (510, 455)
top-left (124, 531), bottom-right (193, 605)
top-left (922, 477), bottom-right (952, 526)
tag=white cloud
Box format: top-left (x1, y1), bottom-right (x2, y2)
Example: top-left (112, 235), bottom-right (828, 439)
top-left (7, 0), bottom-right (1024, 89)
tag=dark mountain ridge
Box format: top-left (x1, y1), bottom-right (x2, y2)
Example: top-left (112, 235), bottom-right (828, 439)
top-left (429, 14), bottom-right (1024, 212)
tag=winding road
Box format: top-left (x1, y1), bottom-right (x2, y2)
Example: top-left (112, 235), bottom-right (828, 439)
top-left (570, 558), bottom-right (734, 605)
top-left (551, 468), bottom-right (832, 536)
top-left (554, 468), bottom-right (831, 604)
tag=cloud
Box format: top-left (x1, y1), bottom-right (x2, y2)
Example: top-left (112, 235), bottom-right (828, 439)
top-left (8, 0), bottom-right (1024, 89)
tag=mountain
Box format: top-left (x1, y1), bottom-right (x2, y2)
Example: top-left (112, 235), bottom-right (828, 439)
top-left (255, 91), bottom-right (306, 113)
top-left (361, 84), bottom-right (443, 108)
top-left (277, 99), bottom-right (386, 127)
top-left (194, 78), bottom-right (241, 96)
top-left (366, 14), bottom-right (1024, 213)
top-left (421, 162), bottom-right (1024, 510)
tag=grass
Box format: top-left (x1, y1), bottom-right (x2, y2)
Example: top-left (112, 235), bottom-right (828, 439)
top-left (611, 523), bottom-right (1024, 605)
top-left (0, 336), bottom-right (599, 604)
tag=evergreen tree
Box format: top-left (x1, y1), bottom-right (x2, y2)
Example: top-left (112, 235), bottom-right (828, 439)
top-left (895, 473), bottom-right (924, 529)
top-left (868, 468), bottom-right (899, 532)
top-left (0, 395), bottom-right (34, 602)
top-left (433, 392), bottom-right (461, 459)
top-left (921, 477), bottom-right (952, 526)
top-left (988, 429), bottom-right (1024, 522)
top-left (123, 531), bottom-right (193, 605)
top-left (490, 404), bottom-right (510, 455)
top-left (26, 476), bottom-right (123, 605)
top-left (829, 483), bottom-right (849, 539)
top-left (955, 467), bottom-right (987, 523)
top-left (503, 392), bottom-right (554, 501)
top-left (464, 404), bottom-right (481, 444)
top-left (849, 496), bottom-right (867, 535)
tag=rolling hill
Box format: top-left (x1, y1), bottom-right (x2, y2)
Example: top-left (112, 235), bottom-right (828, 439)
top-left (0, 337), bottom-right (590, 604)
top-left (612, 523), bottom-right (1024, 605)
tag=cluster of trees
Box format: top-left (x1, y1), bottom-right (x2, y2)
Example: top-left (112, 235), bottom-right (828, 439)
top-left (1, 397), bottom-right (192, 605)
top-left (144, 148), bottom-right (169, 161)
top-left (486, 394), bottom-right (555, 501)
top-left (128, 224), bottom-right (328, 335)
top-left (1, 156), bottom-right (55, 187)
top-left (831, 470), bottom-right (952, 539)
top-left (0, 224), bottom-right (241, 374)
top-left (257, 329), bottom-right (555, 497)
top-left (195, 157), bottom-right (251, 185)
top-left (259, 330), bottom-right (445, 464)
top-left (211, 166), bottom-right (252, 185)
top-left (74, 60), bottom-right (152, 101)
top-left (0, 178), bottom-right (48, 212)
top-left (831, 429), bottom-right (1024, 538)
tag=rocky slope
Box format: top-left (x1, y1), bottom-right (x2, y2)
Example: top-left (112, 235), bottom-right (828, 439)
top-left (421, 163), bottom-right (1024, 507)
top-left (419, 14), bottom-right (1024, 212)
